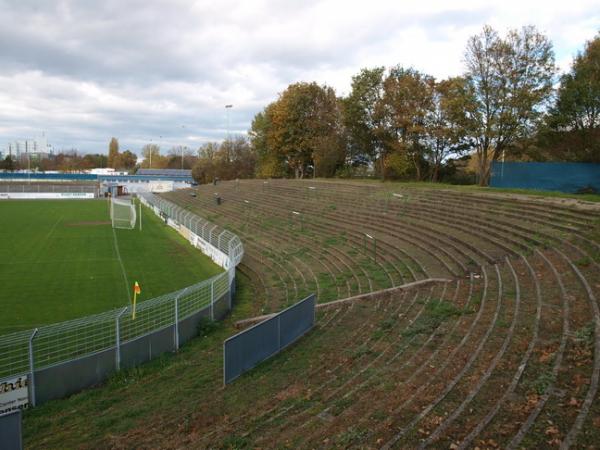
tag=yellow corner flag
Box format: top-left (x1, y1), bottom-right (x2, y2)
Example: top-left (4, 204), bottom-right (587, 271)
top-left (132, 281), bottom-right (141, 320)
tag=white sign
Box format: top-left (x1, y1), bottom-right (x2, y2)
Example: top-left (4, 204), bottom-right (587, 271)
top-left (0, 192), bottom-right (94, 200)
top-left (149, 181), bottom-right (174, 193)
top-left (0, 375), bottom-right (29, 415)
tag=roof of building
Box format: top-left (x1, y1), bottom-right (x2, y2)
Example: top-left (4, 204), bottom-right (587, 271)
top-left (137, 169), bottom-right (192, 177)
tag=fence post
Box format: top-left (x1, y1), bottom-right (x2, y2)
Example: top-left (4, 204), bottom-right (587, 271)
top-left (228, 267), bottom-right (233, 310)
top-left (277, 315), bottom-right (281, 352)
top-left (174, 287), bottom-right (187, 350)
top-left (115, 307), bottom-right (127, 371)
top-left (28, 328), bottom-right (38, 407)
top-left (210, 279), bottom-right (215, 321)
top-left (218, 230), bottom-right (226, 250)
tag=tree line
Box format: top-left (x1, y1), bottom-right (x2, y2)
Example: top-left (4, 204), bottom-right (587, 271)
top-left (248, 25), bottom-right (599, 185)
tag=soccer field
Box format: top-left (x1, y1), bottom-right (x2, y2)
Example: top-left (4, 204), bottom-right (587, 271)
top-left (0, 199), bottom-right (223, 333)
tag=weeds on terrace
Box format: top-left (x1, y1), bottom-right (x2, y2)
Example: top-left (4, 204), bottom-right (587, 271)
top-left (402, 300), bottom-right (467, 338)
top-left (335, 426), bottom-right (369, 445)
top-left (197, 317), bottom-right (220, 337)
top-left (372, 316), bottom-right (397, 339)
top-left (575, 256), bottom-right (592, 268)
top-left (221, 435), bottom-right (250, 449)
top-left (109, 353), bottom-right (175, 387)
top-left (323, 234), bottom-right (347, 247)
top-left (531, 370), bottom-right (556, 395)
top-left (575, 323), bottom-right (594, 346)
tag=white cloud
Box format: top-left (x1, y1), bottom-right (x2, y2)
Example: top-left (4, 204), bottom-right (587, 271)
top-left (0, 0), bottom-right (597, 153)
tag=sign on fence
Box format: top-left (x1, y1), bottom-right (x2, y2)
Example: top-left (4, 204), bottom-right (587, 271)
top-left (0, 376), bottom-right (29, 416)
top-left (223, 294), bottom-right (316, 384)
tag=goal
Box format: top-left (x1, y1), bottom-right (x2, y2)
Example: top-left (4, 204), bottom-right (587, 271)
top-left (110, 197), bottom-right (137, 229)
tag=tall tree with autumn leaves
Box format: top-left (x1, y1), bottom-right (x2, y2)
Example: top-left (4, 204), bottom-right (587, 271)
top-left (248, 25), bottom-right (591, 184)
top-left (250, 82), bottom-right (345, 178)
top-left (107, 137), bottom-right (119, 168)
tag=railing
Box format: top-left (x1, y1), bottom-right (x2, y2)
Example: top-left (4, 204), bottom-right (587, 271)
top-left (0, 193), bottom-right (243, 406)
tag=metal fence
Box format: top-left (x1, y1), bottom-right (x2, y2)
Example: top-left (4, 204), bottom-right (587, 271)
top-left (0, 193), bottom-right (243, 406)
top-left (224, 294), bottom-right (316, 384)
top-left (490, 161), bottom-right (600, 193)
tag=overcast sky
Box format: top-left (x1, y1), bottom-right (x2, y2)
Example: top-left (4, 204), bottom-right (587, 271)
top-left (0, 0), bottom-right (598, 155)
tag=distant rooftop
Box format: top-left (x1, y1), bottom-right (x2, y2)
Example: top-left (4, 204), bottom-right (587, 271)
top-left (137, 169), bottom-right (192, 177)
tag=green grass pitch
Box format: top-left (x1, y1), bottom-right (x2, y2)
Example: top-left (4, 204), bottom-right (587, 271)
top-left (0, 199), bottom-right (223, 334)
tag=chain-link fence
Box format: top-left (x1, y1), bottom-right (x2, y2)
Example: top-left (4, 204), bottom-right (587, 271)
top-left (139, 193), bottom-right (244, 269)
top-left (0, 193), bottom-right (243, 407)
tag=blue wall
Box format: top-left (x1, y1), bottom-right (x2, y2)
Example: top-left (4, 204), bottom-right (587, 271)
top-left (490, 162), bottom-right (600, 193)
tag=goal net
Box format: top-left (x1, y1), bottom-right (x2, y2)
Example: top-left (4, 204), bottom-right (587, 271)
top-left (110, 197), bottom-right (137, 229)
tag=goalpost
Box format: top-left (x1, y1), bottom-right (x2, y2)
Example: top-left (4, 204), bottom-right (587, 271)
top-left (110, 197), bottom-right (137, 229)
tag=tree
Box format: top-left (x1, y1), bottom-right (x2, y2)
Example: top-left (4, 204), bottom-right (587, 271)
top-left (191, 158), bottom-right (215, 184)
top-left (378, 67), bottom-right (434, 180)
top-left (216, 137), bottom-right (256, 180)
top-left (253, 82), bottom-right (345, 179)
top-left (250, 105), bottom-right (286, 178)
top-left (0, 155), bottom-right (16, 171)
top-left (191, 138), bottom-right (256, 184)
top-left (459, 25), bottom-right (556, 185)
top-left (140, 144), bottom-right (166, 168)
top-left (546, 34), bottom-right (600, 162)
top-left (424, 78), bottom-right (468, 181)
top-left (167, 146), bottom-right (196, 169)
top-left (108, 137), bottom-right (119, 168)
top-left (342, 67), bottom-right (386, 171)
top-left (119, 150), bottom-right (137, 170)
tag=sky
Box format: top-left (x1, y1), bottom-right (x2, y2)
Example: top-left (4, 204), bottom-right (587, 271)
top-left (0, 0), bottom-right (598, 155)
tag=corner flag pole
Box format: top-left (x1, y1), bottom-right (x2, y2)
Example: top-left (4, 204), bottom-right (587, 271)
top-left (139, 200), bottom-right (142, 231)
top-left (132, 281), bottom-right (141, 320)
top-left (132, 290), bottom-right (137, 320)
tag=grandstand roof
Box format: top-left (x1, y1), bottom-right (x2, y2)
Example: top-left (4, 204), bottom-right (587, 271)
top-left (137, 169), bottom-right (192, 177)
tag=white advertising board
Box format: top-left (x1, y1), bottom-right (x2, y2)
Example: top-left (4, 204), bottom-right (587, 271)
top-left (0, 376), bottom-right (29, 415)
top-left (0, 192), bottom-right (95, 200)
top-left (149, 181), bottom-right (174, 193)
